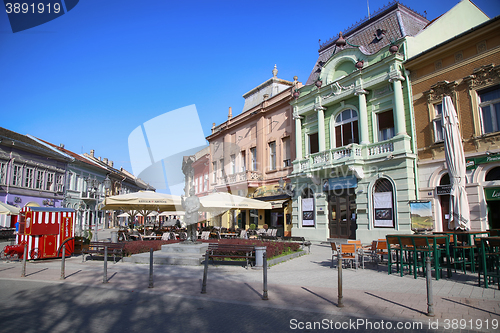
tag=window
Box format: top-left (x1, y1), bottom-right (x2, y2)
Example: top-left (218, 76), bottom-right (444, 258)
top-left (378, 110), bottom-right (395, 141)
top-left (0, 161), bottom-right (6, 185)
top-left (282, 137), bottom-right (291, 167)
top-left (25, 167), bottom-right (34, 188)
top-left (35, 170), bottom-right (44, 189)
top-left (56, 174), bottom-right (64, 192)
top-left (204, 174), bottom-right (209, 191)
top-left (212, 162), bottom-right (217, 183)
top-left (194, 177), bottom-right (198, 194)
top-left (12, 165), bottom-right (22, 186)
top-left (373, 178), bottom-right (394, 228)
top-left (269, 141), bottom-right (276, 170)
top-left (479, 86), bottom-right (500, 134)
top-left (230, 154), bottom-right (236, 174)
top-left (240, 151), bottom-right (246, 173)
top-left (250, 147), bottom-right (257, 171)
top-left (486, 167), bottom-right (500, 181)
top-left (220, 159), bottom-right (224, 176)
top-left (46, 172), bottom-right (54, 191)
top-left (309, 132), bottom-right (319, 154)
top-left (334, 109), bottom-right (359, 147)
top-left (432, 103), bottom-right (444, 142)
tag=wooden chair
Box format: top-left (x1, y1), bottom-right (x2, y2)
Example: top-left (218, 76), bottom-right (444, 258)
top-left (330, 242), bottom-right (339, 268)
top-left (477, 237), bottom-right (500, 289)
top-left (339, 243), bottom-right (358, 269)
top-left (348, 240), bottom-right (367, 269)
top-left (386, 236), bottom-right (402, 275)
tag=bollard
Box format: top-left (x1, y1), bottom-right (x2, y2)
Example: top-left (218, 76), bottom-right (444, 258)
top-left (201, 251), bottom-right (209, 294)
top-left (262, 250), bottom-right (268, 300)
top-left (21, 243), bottom-right (27, 277)
top-left (60, 246), bottom-right (66, 280)
top-left (148, 248), bottom-right (154, 288)
top-left (103, 246), bottom-right (108, 284)
top-left (426, 256), bottom-right (435, 317)
top-left (337, 252), bottom-right (344, 307)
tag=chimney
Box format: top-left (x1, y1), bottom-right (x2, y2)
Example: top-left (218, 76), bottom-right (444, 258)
top-left (98, 157), bottom-right (102, 161)
top-left (109, 161), bottom-right (114, 167)
top-left (228, 107), bottom-right (232, 120)
top-left (103, 158), bottom-right (108, 164)
top-left (59, 143), bottom-right (65, 148)
top-left (90, 150), bottom-right (95, 157)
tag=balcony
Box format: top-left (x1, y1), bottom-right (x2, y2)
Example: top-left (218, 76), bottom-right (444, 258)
top-left (293, 136), bottom-right (409, 174)
top-left (216, 170), bottom-right (263, 187)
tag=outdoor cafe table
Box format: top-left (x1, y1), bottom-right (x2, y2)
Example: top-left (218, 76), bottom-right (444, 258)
top-left (434, 231), bottom-right (490, 272)
top-left (387, 234), bottom-right (452, 280)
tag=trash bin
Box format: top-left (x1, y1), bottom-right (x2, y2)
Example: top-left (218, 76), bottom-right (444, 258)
top-left (254, 246), bottom-right (267, 268)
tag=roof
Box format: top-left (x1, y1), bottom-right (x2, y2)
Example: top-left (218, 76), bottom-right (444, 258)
top-left (306, 1), bottom-right (429, 85)
top-left (0, 127), bottom-right (72, 161)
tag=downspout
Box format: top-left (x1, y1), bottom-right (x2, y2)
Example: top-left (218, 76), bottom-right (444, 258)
top-left (402, 40), bottom-right (420, 201)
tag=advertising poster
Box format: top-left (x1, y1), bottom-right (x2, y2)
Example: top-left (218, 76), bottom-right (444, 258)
top-left (302, 198), bottom-right (314, 227)
top-left (374, 192), bottom-right (394, 227)
top-left (409, 201), bottom-right (433, 230)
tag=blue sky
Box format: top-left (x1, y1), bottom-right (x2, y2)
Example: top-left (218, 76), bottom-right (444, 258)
top-left (1, 0), bottom-right (499, 177)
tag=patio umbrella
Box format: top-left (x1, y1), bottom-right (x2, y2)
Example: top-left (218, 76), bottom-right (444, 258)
top-left (442, 96), bottom-right (470, 230)
top-left (199, 192), bottom-right (272, 212)
top-left (0, 202), bottom-right (20, 215)
top-left (101, 191), bottom-right (182, 216)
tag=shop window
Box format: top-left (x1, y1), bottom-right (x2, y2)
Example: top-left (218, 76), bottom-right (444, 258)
top-left (479, 85), bottom-right (500, 134)
top-left (309, 132), bottom-right (319, 154)
top-left (373, 178), bottom-right (394, 228)
top-left (378, 110), bottom-right (395, 141)
top-left (486, 167), bottom-right (500, 181)
top-left (335, 109), bottom-right (359, 147)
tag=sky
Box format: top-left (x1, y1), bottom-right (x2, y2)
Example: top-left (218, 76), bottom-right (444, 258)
top-left (1, 0), bottom-right (500, 184)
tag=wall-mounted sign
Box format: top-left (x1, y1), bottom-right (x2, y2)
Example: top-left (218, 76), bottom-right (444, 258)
top-left (373, 192), bottom-right (394, 227)
top-left (485, 188), bottom-right (500, 201)
top-left (436, 185), bottom-right (452, 196)
top-left (466, 154), bottom-right (500, 170)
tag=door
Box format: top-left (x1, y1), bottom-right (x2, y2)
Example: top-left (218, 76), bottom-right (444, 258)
top-left (42, 235), bottom-right (58, 258)
top-left (328, 190), bottom-right (356, 239)
top-left (440, 195), bottom-right (451, 231)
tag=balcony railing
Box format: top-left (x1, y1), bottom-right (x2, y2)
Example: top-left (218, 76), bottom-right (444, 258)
top-left (217, 170), bottom-right (262, 186)
top-left (294, 138), bottom-right (400, 173)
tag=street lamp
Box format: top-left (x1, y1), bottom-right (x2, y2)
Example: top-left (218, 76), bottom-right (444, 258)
top-left (85, 175), bottom-right (112, 241)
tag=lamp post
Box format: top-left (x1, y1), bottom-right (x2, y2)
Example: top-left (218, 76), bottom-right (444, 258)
top-left (85, 175), bottom-right (112, 242)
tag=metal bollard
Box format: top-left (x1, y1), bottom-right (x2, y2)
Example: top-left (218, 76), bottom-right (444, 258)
top-left (426, 256), bottom-right (435, 317)
top-left (21, 243), bottom-right (27, 277)
top-left (201, 251), bottom-right (209, 294)
top-left (262, 250), bottom-right (268, 300)
top-left (148, 248), bottom-right (154, 288)
top-left (103, 246), bottom-right (108, 284)
top-left (60, 246), bottom-right (66, 280)
top-left (337, 252), bottom-right (344, 307)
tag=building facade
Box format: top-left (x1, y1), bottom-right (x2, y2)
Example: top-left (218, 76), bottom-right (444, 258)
top-left (0, 127), bottom-right (72, 227)
top-left (289, 1), bottom-right (488, 243)
top-left (405, 16), bottom-right (500, 232)
top-left (206, 66), bottom-right (301, 236)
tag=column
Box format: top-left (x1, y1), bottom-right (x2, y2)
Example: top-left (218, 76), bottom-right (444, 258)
top-left (355, 90), bottom-right (370, 144)
top-left (294, 110), bottom-right (303, 160)
top-left (316, 106), bottom-right (326, 152)
top-left (390, 77), bottom-right (407, 136)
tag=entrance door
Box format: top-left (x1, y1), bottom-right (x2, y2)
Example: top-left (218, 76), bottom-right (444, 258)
top-left (328, 190), bottom-right (356, 239)
top-left (440, 195), bottom-right (451, 231)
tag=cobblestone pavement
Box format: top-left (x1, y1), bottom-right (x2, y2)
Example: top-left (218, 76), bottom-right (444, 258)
top-left (0, 234), bottom-right (499, 332)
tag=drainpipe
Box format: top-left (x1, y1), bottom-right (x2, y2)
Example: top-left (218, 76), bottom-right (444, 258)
top-left (402, 40), bottom-right (420, 200)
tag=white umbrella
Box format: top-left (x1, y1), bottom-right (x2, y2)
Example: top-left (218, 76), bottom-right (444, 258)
top-left (117, 212), bottom-right (131, 218)
top-left (199, 192), bottom-right (272, 212)
top-left (442, 96), bottom-right (470, 230)
top-left (101, 191), bottom-right (182, 215)
top-left (0, 202), bottom-right (20, 215)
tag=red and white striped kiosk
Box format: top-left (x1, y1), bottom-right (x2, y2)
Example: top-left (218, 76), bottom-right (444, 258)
top-left (17, 206), bottom-right (75, 259)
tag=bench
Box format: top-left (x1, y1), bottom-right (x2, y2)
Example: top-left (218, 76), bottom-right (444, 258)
top-left (206, 243), bottom-right (255, 267)
top-left (82, 242), bottom-right (125, 263)
top-left (282, 236), bottom-right (312, 253)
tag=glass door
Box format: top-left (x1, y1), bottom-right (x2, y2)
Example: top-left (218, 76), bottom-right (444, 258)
top-left (328, 190), bottom-right (356, 239)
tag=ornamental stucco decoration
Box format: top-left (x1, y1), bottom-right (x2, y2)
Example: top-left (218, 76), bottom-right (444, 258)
top-left (424, 80), bottom-right (458, 103)
top-left (464, 64), bottom-right (500, 89)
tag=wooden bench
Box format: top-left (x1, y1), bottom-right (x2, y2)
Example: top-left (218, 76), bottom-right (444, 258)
top-left (206, 243), bottom-right (255, 267)
top-left (282, 236), bottom-right (312, 253)
top-left (82, 242), bottom-right (125, 263)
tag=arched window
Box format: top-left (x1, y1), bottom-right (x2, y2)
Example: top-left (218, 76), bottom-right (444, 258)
top-left (334, 109), bottom-right (359, 147)
top-left (301, 187), bottom-right (315, 227)
top-left (440, 173), bottom-right (450, 185)
top-left (373, 178), bottom-right (394, 228)
top-left (486, 167), bottom-right (500, 181)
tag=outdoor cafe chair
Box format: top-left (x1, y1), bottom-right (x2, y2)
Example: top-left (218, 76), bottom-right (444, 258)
top-left (330, 242), bottom-right (339, 268)
top-left (386, 235), bottom-right (402, 275)
top-left (339, 243), bottom-right (358, 269)
top-left (477, 237), bottom-right (500, 289)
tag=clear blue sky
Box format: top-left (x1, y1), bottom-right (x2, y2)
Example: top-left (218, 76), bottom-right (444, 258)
top-left (1, 0), bottom-right (499, 174)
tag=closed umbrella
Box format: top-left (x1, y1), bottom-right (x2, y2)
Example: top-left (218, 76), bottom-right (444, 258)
top-left (442, 96), bottom-right (470, 230)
